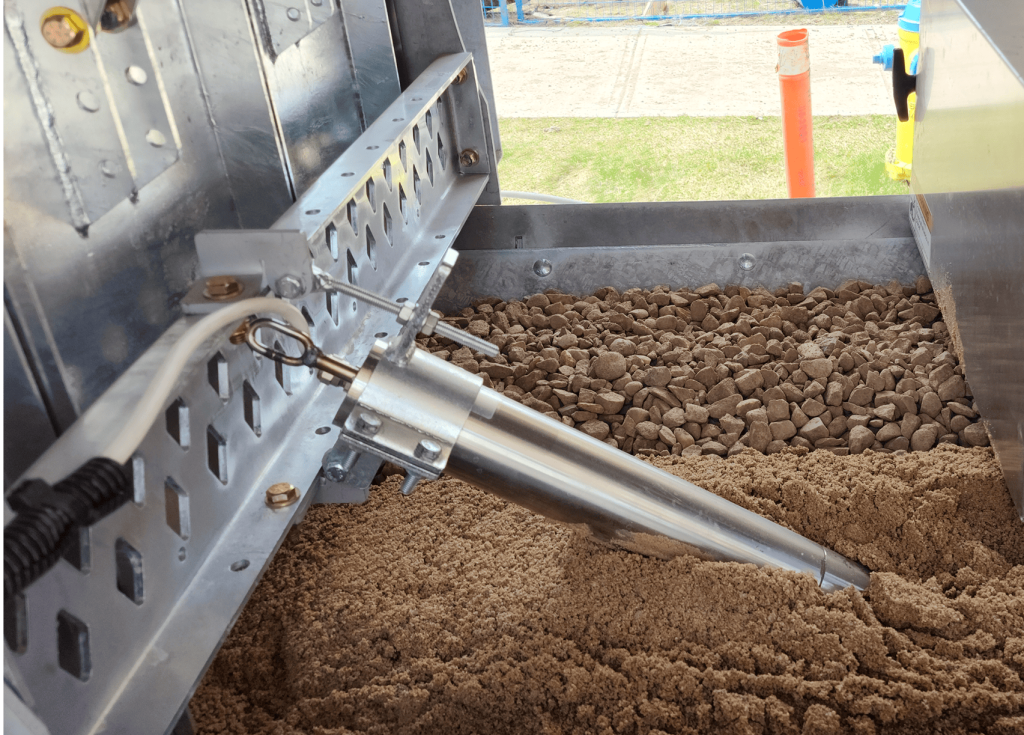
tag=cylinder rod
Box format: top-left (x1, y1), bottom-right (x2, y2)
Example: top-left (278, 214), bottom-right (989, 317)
top-left (447, 389), bottom-right (869, 592)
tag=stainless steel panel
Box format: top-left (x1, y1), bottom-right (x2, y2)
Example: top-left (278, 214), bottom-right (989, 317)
top-left (3, 0), bottom-right (293, 438)
top-left (914, 0), bottom-right (1024, 519)
top-left (254, 13), bottom-right (367, 197)
top-left (440, 197), bottom-right (924, 311)
top-left (455, 196), bottom-right (915, 251)
top-left (340, 0), bottom-right (402, 127)
top-left (4, 307), bottom-right (57, 486)
top-left (10, 57), bottom-right (489, 735)
top-left (388, 0), bottom-right (502, 203)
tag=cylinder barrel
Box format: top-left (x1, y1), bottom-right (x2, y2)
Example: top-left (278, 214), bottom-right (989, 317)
top-left (447, 389), bottom-right (870, 592)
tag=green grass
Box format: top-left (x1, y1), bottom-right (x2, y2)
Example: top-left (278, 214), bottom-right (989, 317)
top-left (497, 116), bottom-right (907, 203)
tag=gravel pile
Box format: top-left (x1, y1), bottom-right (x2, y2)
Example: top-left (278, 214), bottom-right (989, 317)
top-left (424, 277), bottom-right (988, 458)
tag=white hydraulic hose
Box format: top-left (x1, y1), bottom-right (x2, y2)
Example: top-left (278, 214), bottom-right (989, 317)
top-left (103, 297), bottom-right (309, 464)
top-left (500, 190), bottom-right (586, 205)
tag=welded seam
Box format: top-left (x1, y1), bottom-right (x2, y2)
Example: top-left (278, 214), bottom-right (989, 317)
top-left (4, 8), bottom-right (89, 231)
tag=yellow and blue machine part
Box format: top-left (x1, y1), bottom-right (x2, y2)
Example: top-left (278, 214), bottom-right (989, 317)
top-left (873, 0), bottom-right (920, 181)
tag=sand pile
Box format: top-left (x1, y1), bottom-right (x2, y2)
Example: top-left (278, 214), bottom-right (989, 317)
top-left (193, 446), bottom-right (1024, 735)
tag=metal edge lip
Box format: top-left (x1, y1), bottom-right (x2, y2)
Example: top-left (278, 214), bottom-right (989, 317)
top-left (271, 52), bottom-right (473, 239)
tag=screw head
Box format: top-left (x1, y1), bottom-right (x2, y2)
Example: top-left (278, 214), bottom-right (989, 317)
top-left (354, 412), bottom-right (382, 436)
top-left (533, 259), bottom-right (553, 277)
top-left (415, 439), bottom-right (442, 462)
top-left (203, 275), bottom-right (244, 301)
top-left (40, 14), bottom-right (83, 49)
top-left (459, 149), bottom-right (480, 167)
top-left (274, 274), bottom-right (305, 300)
top-left (738, 253), bottom-right (756, 272)
top-left (265, 482), bottom-right (299, 509)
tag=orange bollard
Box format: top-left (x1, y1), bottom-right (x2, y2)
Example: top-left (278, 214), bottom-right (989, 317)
top-left (777, 29), bottom-right (815, 198)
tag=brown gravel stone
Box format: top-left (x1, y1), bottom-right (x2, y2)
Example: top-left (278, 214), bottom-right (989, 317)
top-left (912, 424), bottom-right (941, 451)
top-left (964, 422), bottom-right (991, 447)
top-left (849, 425), bottom-right (876, 454)
top-left (421, 282), bottom-right (983, 460)
top-left (591, 352), bottom-right (628, 381)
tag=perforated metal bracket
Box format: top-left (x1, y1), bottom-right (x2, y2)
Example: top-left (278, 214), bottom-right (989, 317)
top-left (333, 340), bottom-right (482, 483)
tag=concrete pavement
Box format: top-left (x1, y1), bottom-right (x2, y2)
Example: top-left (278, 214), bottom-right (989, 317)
top-left (485, 25), bottom-right (899, 117)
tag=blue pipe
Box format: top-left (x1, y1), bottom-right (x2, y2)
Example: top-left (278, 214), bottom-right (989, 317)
top-left (485, 5), bottom-right (906, 25)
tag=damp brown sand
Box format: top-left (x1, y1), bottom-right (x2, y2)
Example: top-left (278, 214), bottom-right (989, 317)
top-left (193, 446), bottom-right (1024, 735)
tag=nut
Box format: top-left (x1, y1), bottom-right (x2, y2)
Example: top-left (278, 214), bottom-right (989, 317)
top-left (454, 68), bottom-right (468, 85)
top-left (229, 319), bottom-right (251, 345)
top-left (459, 149), bottom-right (480, 167)
top-left (265, 482), bottom-right (300, 508)
top-left (40, 9), bottom-right (88, 52)
top-left (203, 275), bottom-right (244, 301)
top-left (274, 274), bottom-right (305, 300)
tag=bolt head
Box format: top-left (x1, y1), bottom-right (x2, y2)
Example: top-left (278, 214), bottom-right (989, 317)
top-left (415, 439), bottom-right (442, 461)
top-left (275, 274), bottom-right (305, 300)
top-left (454, 68), bottom-right (468, 85)
top-left (203, 275), bottom-right (244, 301)
top-left (459, 149), bottom-right (480, 167)
top-left (323, 462), bottom-right (346, 483)
top-left (41, 15), bottom-right (81, 48)
top-left (354, 412), bottom-right (382, 436)
top-left (265, 482), bottom-right (300, 508)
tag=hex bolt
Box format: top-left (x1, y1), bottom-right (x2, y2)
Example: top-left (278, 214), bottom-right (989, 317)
top-left (274, 274), bottom-right (305, 300)
top-left (400, 473), bottom-right (421, 496)
top-left (453, 68), bottom-right (468, 85)
top-left (354, 412), bottom-right (382, 436)
top-left (415, 439), bottom-right (442, 462)
top-left (322, 448), bottom-right (358, 483)
top-left (459, 149), bottom-right (480, 167)
top-left (203, 275), bottom-right (244, 302)
top-left (265, 482), bottom-right (300, 509)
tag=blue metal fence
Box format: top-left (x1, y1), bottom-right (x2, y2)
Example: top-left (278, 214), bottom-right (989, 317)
top-left (482, 0), bottom-right (905, 26)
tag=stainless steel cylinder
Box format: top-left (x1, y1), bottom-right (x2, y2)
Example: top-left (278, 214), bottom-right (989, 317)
top-left (447, 388), bottom-right (871, 592)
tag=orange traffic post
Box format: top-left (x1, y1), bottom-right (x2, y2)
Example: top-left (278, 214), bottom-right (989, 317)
top-left (777, 29), bottom-right (815, 198)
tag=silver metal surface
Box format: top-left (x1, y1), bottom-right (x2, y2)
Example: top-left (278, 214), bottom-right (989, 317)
top-left (388, 0), bottom-right (502, 204)
top-left (8, 52), bottom-right (491, 735)
top-left (251, 10), bottom-right (367, 198)
top-left (448, 389), bottom-right (871, 592)
top-left (333, 342), bottom-right (484, 481)
top-left (3, 0), bottom-right (294, 456)
top-left (914, 0), bottom-right (1024, 518)
top-left (439, 197), bottom-right (924, 311)
top-left (339, 0), bottom-right (402, 127)
top-left (3, 307), bottom-right (57, 487)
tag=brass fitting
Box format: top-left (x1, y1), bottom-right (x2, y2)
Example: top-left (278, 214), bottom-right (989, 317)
top-left (265, 483), bottom-right (300, 509)
top-left (203, 275), bottom-right (244, 302)
top-left (40, 7), bottom-right (89, 53)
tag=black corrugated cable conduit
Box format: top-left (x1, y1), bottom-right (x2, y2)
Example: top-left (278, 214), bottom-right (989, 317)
top-left (4, 458), bottom-right (131, 601)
